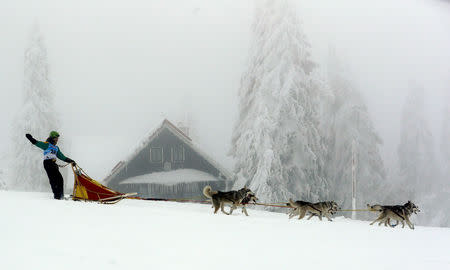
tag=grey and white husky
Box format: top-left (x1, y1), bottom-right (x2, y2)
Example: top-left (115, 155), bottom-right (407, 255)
top-left (203, 185), bottom-right (257, 216)
top-left (368, 201), bottom-right (420, 229)
top-left (228, 191), bottom-right (258, 216)
top-left (288, 199), bottom-right (340, 221)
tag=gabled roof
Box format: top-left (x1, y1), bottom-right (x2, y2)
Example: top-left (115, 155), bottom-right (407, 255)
top-left (103, 119), bottom-right (233, 184)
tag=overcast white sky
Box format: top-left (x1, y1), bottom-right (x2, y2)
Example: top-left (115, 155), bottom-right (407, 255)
top-left (0, 0), bottom-right (449, 180)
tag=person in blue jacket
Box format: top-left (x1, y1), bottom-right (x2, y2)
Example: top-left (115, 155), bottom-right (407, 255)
top-left (25, 131), bottom-right (76, 200)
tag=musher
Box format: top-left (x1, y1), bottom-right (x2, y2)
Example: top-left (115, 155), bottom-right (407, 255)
top-left (25, 131), bottom-right (76, 200)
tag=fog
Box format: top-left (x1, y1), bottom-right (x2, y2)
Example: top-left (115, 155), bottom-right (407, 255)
top-left (0, 0), bottom-right (449, 181)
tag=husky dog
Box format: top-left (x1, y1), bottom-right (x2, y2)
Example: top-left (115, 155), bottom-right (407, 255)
top-left (228, 192), bottom-right (258, 216)
top-left (287, 200), bottom-right (311, 219)
top-left (367, 204), bottom-right (394, 227)
top-left (306, 201), bottom-right (340, 221)
top-left (203, 185), bottom-right (256, 216)
top-left (368, 201), bottom-right (420, 229)
top-left (367, 204), bottom-right (403, 227)
top-left (288, 199), bottom-right (339, 221)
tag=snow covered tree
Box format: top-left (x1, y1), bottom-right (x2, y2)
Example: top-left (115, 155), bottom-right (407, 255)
top-left (9, 23), bottom-right (60, 191)
top-left (0, 153), bottom-right (6, 190)
top-left (230, 0), bottom-right (328, 204)
top-left (0, 168), bottom-right (6, 190)
top-left (441, 98), bottom-right (450, 179)
top-left (432, 97), bottom-right (450, 227)
top-left (324, 51), bottom-right (386, 214)
top-left (395, 86), bottom-right (445, 226)
top-left (397, 87), bottom-right (438, 198)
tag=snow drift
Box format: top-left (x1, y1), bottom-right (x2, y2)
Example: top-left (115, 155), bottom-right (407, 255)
top-left (1, 190), bottom-right (449, 270)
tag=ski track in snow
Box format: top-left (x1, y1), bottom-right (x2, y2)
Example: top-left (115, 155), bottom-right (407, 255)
top-left (1, 191), bottom-right (449, 270)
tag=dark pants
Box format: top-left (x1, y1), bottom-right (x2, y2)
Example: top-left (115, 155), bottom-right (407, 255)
top-left (43, 159), bottom-right (64, 199)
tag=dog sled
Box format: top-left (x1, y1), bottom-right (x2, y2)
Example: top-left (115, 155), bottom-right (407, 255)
top-left (71, 164), bottom-right (136, 204)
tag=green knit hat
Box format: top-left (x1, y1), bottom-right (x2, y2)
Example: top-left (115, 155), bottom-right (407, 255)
top-left (49, 131), bottom-right (60, 138)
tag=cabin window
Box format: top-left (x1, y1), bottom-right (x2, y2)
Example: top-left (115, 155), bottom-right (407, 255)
top-left (172, 145), bottom-right (185, 162)
top-left (150, 147), bottom-right (163, 163)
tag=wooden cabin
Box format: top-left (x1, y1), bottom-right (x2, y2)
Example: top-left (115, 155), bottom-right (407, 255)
top-left (103, 119), bottom-right (233, 199)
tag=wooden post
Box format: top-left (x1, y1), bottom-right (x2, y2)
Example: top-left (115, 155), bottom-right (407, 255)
top-left (351, 139), bottom-right (357, 219)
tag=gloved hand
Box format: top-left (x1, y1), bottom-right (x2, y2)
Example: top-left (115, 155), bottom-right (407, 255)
top-left (25, 134), bottom-right (37, 144)
top-left (66, 158), bottom-right (76, 165)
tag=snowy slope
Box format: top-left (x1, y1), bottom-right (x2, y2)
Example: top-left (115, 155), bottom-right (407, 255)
top-left (1, 191), bottom-right (449, 270)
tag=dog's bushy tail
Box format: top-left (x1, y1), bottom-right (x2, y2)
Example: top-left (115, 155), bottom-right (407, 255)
top-left (203, 185), bottom-right (218, 199)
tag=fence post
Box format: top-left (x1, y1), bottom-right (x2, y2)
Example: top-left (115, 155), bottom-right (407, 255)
top-left (351, 139), bottom-right (357, 219)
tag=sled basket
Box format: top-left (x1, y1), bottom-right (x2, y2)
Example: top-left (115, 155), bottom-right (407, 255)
top-left (71, 164), bottom-right (136, 204)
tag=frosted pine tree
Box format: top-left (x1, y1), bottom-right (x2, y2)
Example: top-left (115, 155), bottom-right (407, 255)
top-left (432, 97), bottom-right (450, 227)
top-left (0, 168), bottom-right (6, 190)
top-left (325, 51), bottom-right (385, 215)
top-left (0, 153), bottom-right (6, 190)
top-left (9, 24), bottom-right (60, 191)
top-left (397, 87), bottom-right (437, 198)
top-left (230, 0), bottom-right (328, 204)
top-left (441, 98), bottom-right (450, 180)
top-left (396, 86), bottom-right (442, 226)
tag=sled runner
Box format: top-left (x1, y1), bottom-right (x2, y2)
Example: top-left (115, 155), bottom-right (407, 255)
top-left (71, 164), bottom-right (136, 204)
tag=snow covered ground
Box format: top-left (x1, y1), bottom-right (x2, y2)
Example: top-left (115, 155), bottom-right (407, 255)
top-left (1, 190), bottom-right (449, 270)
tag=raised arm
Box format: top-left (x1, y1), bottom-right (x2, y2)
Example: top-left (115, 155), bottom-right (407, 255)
top-left (25, 134), bottom-right (48, 150)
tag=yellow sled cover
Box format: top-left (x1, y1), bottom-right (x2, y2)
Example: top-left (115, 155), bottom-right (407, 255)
top-left (71, 165), bottom-right (135, 203)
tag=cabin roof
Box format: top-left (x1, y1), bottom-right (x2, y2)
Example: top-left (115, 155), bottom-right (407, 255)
top-left (104, 119), bottom-right (233, 184)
